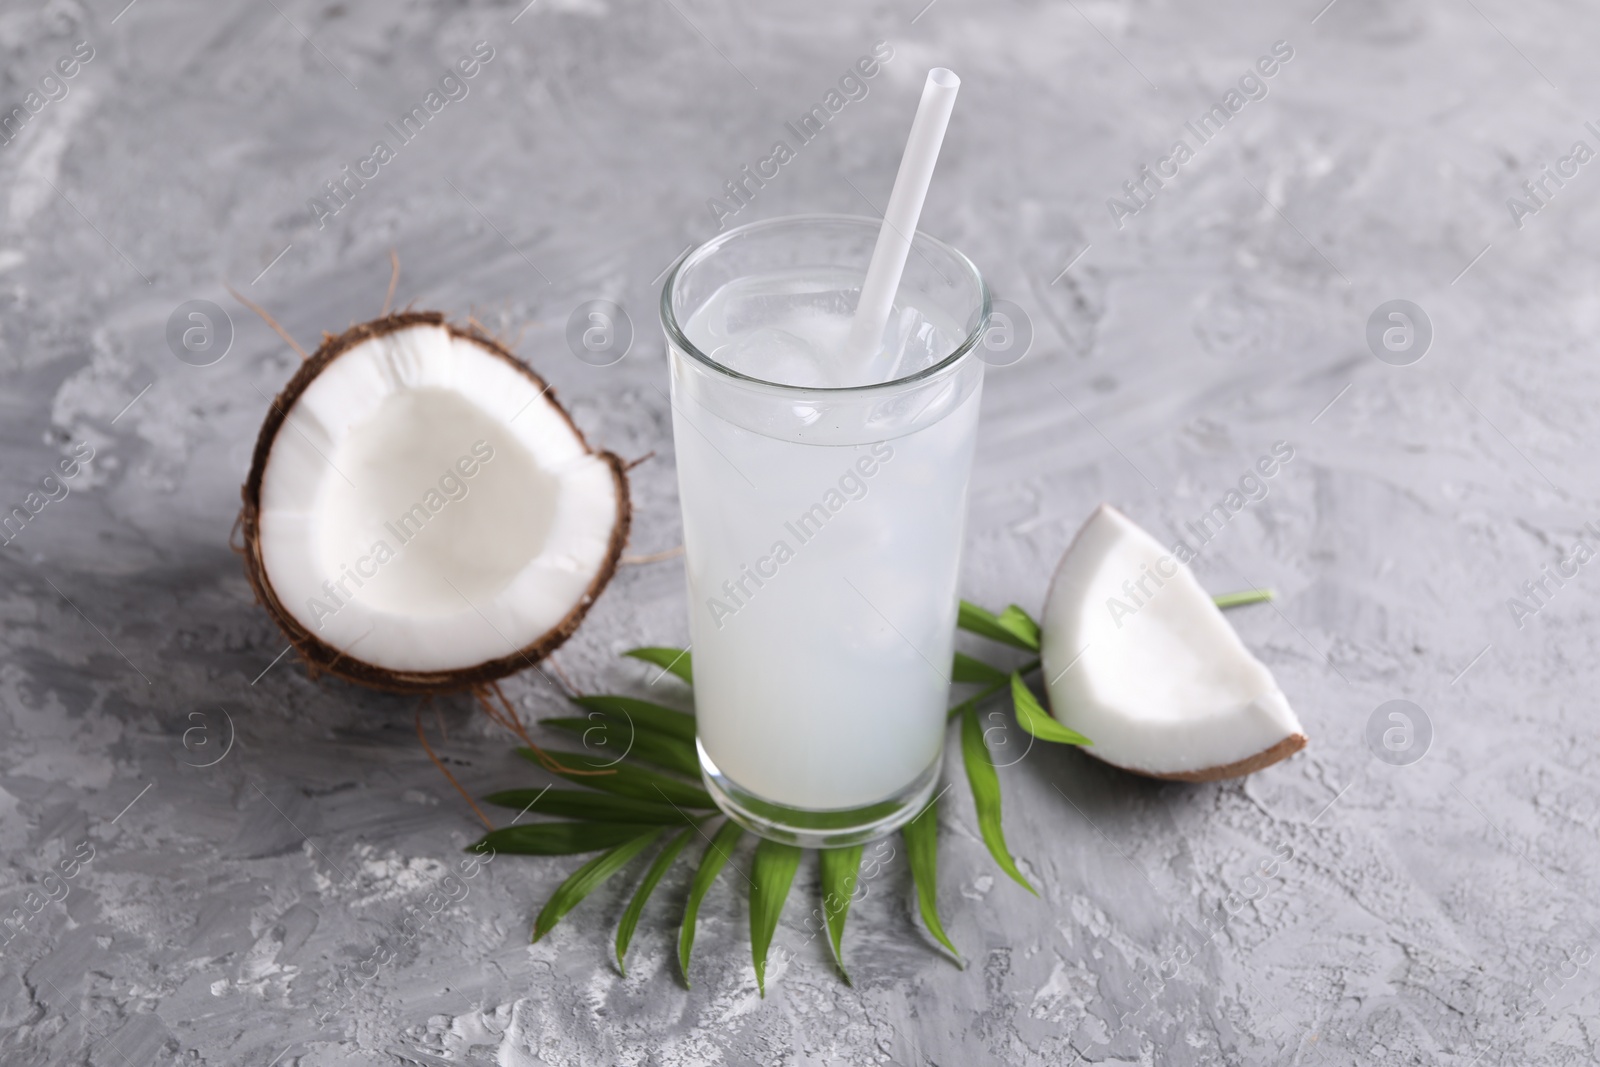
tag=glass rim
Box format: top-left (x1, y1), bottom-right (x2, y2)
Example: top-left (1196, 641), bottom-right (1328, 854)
top-left (659, 213), bottom-right (990, 396)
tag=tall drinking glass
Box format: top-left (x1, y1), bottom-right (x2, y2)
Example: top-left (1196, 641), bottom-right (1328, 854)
top-left (661, 214), bottom-right (988, 847)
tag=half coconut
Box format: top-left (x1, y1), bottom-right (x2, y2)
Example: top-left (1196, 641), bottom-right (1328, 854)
top-left (239, 312), bottom-right (630, 694)
top-left (1039, 505), bottom-right (1305, 781)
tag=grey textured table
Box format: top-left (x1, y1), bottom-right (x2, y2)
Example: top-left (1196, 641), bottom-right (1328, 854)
top-left (3, 0), bottom-right (1598, 1064)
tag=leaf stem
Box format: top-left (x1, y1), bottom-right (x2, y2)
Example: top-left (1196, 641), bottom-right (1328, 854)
top-left (947, 658), bottom-right (1040, 722)
top-left (1212, 588), bottom-right (1275, 610)
top-left (947, 679), bottom-right (1003, 722)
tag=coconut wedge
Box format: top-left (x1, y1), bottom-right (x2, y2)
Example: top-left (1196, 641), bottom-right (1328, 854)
top-left (1039, 505), bottom-right (1305, 781)
top-left (239, 312), bottom-right (629, 693)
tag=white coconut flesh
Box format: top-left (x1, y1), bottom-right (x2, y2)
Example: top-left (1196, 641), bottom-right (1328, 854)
top-left (1039, 505), bottom-right (1305, 780)
top-left (256, 323), bottom-right (621, 675)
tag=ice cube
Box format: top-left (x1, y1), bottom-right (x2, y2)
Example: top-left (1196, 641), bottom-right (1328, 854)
top-left (714, 325), bottom-right (836, 388)
top-left (724, 287), bottom-right (860, 334)
top-left (868, 304), bottom-right (947, 383)
top-left (686, 272), bottom-right (958, 388)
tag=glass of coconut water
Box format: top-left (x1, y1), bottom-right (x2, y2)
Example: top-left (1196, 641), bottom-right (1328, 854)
top-left (661, 214), bottom-right (988, 846)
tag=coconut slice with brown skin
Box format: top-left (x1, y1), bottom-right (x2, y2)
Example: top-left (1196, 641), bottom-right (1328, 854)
top-left (1039, 505), bottom-right (1305, 781)
top-left (238, 311), bottom-right (630, 694)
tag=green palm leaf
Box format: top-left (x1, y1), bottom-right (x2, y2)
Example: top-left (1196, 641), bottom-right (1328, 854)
top-left (533, 827), bottom-right (665, 941)
top-left (902, 796), bottom-right (961, 963)
top-left (818, 845), bottom-right (863, 983)
top-left (517, 748), bottom-right (715, 809)
top-left (953, 651), bottom-right (1009, 685)
top-left (570, 695), bottom-right (697, 743)
top-left (1009, 673), bottom-right (1092, 746)
top-left (960, 704), bottom-right (1036, 894)
top-left (958, 600), bottom-right (1040, 651)
top-left (750, 839), bottom-right (802, 996)
top-left (678, 819), bottom-right (744, 986)
top-left (615, 824), bottom-right (697, 975)
top-left (482, 789), bottom-right (691, 825)
top-left (624, 646), bottom-right (694, 685)
top-left (471, 821), bottom-right (663, 856)
top-left (540, 717), bottom-right (699, 777)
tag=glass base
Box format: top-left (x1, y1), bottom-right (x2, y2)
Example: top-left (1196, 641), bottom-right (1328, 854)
top-left (697, 740), bottom-right (942, 848)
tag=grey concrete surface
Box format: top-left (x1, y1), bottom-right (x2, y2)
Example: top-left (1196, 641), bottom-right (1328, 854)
top-left (3, 0), bottom-right (1599, 1063)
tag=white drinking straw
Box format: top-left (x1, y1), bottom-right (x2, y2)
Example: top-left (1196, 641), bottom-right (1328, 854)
top-left (846, 67), bottom-right (961, 371)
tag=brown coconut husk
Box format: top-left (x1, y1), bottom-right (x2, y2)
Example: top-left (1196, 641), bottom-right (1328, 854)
top-left (1137, 732), bottom-right (1308, 782)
